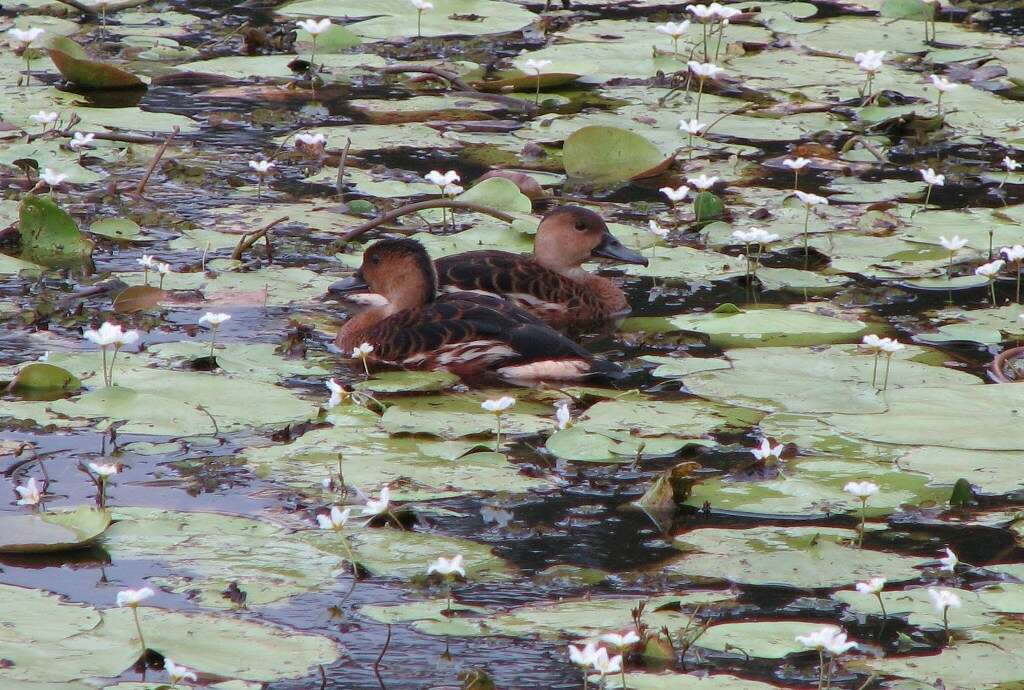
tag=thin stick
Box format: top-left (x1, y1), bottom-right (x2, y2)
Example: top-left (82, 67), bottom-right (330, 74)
top-left (135, 126), bottom-right (178, 196)
top-left (231, 216), bottom-right (289, 260)
top-left (339, 200), bottom-right (514, 243)
top-left (374, 64), bottom-right (534, 112)
top-left (336, 137), bottom-right (351, 201)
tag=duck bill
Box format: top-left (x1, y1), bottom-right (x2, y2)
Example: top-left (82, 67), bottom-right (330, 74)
top-left (328, 272), bottom-right (369, 296)
top-left (591, 232), bottom-right (649, 266)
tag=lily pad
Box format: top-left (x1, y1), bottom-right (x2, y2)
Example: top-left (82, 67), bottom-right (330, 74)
top-left (665, 526), bottom-right (929, 588)
top-left (667, 308), bottom-right (869, 348)
top-left (0, 507), bottom-right (110, 553)
top-left (18, 195), bottom-right (94, 266)
top-left (562, 126), bottom-right (674, 185)
top-left (5, 362), bottom-right (81, 393)
top-left (47, 36), bottom-right (146, 89)
top-left (697, 621), bottom-right (834, 659)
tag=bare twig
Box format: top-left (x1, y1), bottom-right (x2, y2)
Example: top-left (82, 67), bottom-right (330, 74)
top-left (375, 64), bottom-right (535, 112)
top-left (135, 126), bottom-right (178, 196)
top-left (336, 137), bottom-right (351, 201)
top-left (340, 200), bottom-right (514, 243)
top-left (231, 216), bottom-right (289, 261)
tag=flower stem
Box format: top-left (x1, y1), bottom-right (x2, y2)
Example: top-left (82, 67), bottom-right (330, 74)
top-left (701, 24), bottom-right (708, 61)
top-left (882, 352), bottom-right (893, 391)
top-left (25, 56), bottom-right (31, 87)
top-left (817, 649), bottom-right (825, 690)
top-left (360, 354), bottom-right (370, 376)
top-left (695, 78), bottom-right (705, 119)
top-left (534, 75), bottom-right (541, 106)
top-left (1016, 260), bottom-right (1021, 304)
top-left (110, 347), bottom-right (121, 387)
top-left (923, 183), bottom-right (933, 211)
top-left (991, 278), bottom-right (997, 306)
top-left (947, 251), bottom-right (953, 280)
top-left (871, 352), bottom-right (879, 388)
top-left (101, 347), bottom-right (110, 387)
top-left (793, 170), bottom-right (799, 191)
top-left (131, 606), bottom-right (147, 659)
top-left (494, 413), bottom-right (502, 452)
top-left (876, 593), bottom-right (887, 620)
top-left (858, 497), bottom-right (867, 547)
top-left (311, 35), bottom-right (318, 67)
top-left (942, 606), bottom-right (949, 645)
top-left (417, 10), bottom-right (423, 37)
top-left (936, 91), bottom-right (943, 117)
top-left (209, 326), bottom-right (217, 359)
top-left (803, 206), bottom-right (811, 267)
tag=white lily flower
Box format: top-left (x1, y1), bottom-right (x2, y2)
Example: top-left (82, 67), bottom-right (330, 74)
top-left (425, 169), bottom-right (460, 186)
top-left (1001, 245), bottom-right (1024, 262)
top-left (296, 18), bottom-right (332, 35)
top-left (783, 157), bottom-right (810, 170)
top-left (8, 27), bottom-right (45, 44)
top-left (928, 587), bottom-right (962, 613)
top-left (568, 642), bottom-right (601, 667)
top-left (249, 159), bottom-right (275, 174)
top-left (325, 378), bottom-right (346, 408)
top-left (362, 486), bottom-right (391, 516)
top-left (655, 21), bottom-right (690, 38)
top-left (88, 462), bottom-right (119, 477)
top-left (198, 312), bottom-right (231, 327)
top-left (317, 505), bottom-right (351, 530)
top-left (69, 132), bottom-right (96, 151)
top-left (591, 649), bottom-right (622, 676)
top-left (854, 50), bottom-right (885, 74)
top-left (30, 111), bottom-right (58, 126)
top-left (409, 0), bottom-right (433, 8)
top-left (879, 339), bottom-right (905, 354)
top-left (164, 658), bottom-right (198, 684)
top-left (920, 168), bottom-right (945, 186)
top-left (600, 630), bottom-right (640, 649)
top-left (137, 255), bottom-right (155, 268)
top-left (15, 478), bottom-right (41, 506)
top-left (84, 322), bottom-right (138, 348)
top-left (648, 220), bottom-right (670, 239)
top-left (679, 119), bottom-right (707, 135)
top-left (794, 190), bottom-right (829, 206)
top-left (442, 183), bottom-right (464, 196)
top-left (687, 174), bottom-right (718, 191)
top-left (930, 74), bottom-right (957, 92)
top-left (660, 185), bottom-right (690, 202)
top-left (156, 262), bottom-right (171, 275)
top-left (427, 554), bottom-right (466, 577)
top-left (796, 626), bottom-right (858, 655)
top-left (295, 132), bottom-right (326, 147)
top-left (687, 4), bottom-right (717, 20)
top-left (554, 401), bottom-right (572, 430)
top-left (861, 334), bottom-right (887, 353)
top-left (352, 342), bottom-right (374, 357)
top-left (975, 259), bottom-right (1005, 278)
top-left (939, 235), bottom-right (968, 251)
top-left (116, 587), bottom-right (155, 607)
top-left (481, 396), bottom-right (516, 413)
top-left (750, 437), bottom-right (784, 462)
top-left (1003, 156), bottom-right (1020, 172)
top-left (939, 547), bottom-right (958, 572)
top-left (844, 481), bottom-right (880, 498)
top-left (40, 168), bottom-right (67, 187)
top-left (856, 577), bottom-right (886, 595)
top-left (716, 5), bottom-right (742, 20)
top-left (524, 58), bottom-right (552, 74)
top-left (687, 61), bottom-right (723, 79)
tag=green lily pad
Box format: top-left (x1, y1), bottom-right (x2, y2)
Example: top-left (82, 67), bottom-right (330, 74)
top-left (103, 507), bottom-right (344, 608)
top-left (602, 673), bottom-right (784, 690)
top-left (697, 621), bottom-right (834, 659)
top-left (18, 195), bottom-right (94, 266)
top-left (89, 217), bottom-right (142, 240)
top-left (0, 507), bottom-right (110, 553)
top-left (667, 308), bottom-right (869, 348)
top-left (665, 526), bottom-right (928, 588)
top-left (5, 362), bottom-right (81, 393)
top-left (562, 126), bottom-right (673, 185)
top-left (353, 370), bottom-right (460, 394)
top-left (836, 586), bottom-right (994, 630)
top-left (457, 176), bottom-right (533, 212)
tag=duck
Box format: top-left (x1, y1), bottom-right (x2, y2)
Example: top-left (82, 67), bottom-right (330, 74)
top-left (328, 206), bottom-right (648, 331)
top-left (433, 205), bottom-right (648, 330)
top-left (332, 238), bottom-right (626, 382)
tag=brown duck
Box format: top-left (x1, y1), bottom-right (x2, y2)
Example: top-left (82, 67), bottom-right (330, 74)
top-left (333, 238), bottom-right (625, 381)
top-left (433, 205), bottom-right (648, 330)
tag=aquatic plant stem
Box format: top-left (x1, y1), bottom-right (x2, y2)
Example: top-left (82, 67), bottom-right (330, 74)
top-left (946, 250), bottom-right (954, 280)
top-left (359, 353), bottom-right (370, 377)
top-left (858, 496), bottom-right (868, 547)
top-left (208, 325), bottom-right (218, 359)
top-left (695, 77), bottom-right (706, 119)
top-left (24, 55), bottom-right (32, 87)
top-left (109, 346), bottom-right (122, 386)
top-left (923, 183), bottom-right (933, 212)
top-left (875, 592), bottom-right (887, 620)
top-left (417, 9), bottom-right (423, 37)
top-left (310, 35), bottom-right (318, 67)
top-left (882, 353), bottom-right (893, 391)
top-left (621, 664), bottom-right (627, 690)
top-left (131, 606), bottom-right (147, 659)
top-left (936, 91), bottom-right (944, 117)
top-left (494, 413), bottom-right (503, 452)
top-left (101, 347), bottom-right (110, 387)
top-left (1016, 260), bottom-right (1022, 303)
top-left (534, 74), bottom-right (541, 106)
top-left (871, 352), bottom-right (879, 388)
top-left (701, 23), bottom-right (708, 61)
top-left (817, 649), bottom-right (825, 690)
top-left (990, 277), bottom-right (997, 306)
top-left (803, 206), bottom-right (811, 267)
top-left (793, 169), bottom-right (800, 191)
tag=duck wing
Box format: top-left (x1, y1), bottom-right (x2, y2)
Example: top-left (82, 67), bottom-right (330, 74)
top-left (361, 294), bottom-right (624, 380)
top-left (435, 251), bottom-right (590, 305)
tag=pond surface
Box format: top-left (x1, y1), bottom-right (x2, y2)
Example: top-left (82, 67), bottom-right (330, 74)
top-left (4, 0), bottom-right (1024, 689)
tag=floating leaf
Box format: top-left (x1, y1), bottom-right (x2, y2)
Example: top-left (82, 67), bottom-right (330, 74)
top-left (112, 285), bottom-right (166, 314)
top-left (0, 507), bottom-right (110, 553)
top-left (562, 126), bottom-right (674, 185)
top-left (89, 217), bottom-right (142, 240)
top-left (47, 36), bottom-right (146, 89)
top-left (18, 195), bottom-right (94, 266)
top-left (5, 362), bottom-right (81, 394)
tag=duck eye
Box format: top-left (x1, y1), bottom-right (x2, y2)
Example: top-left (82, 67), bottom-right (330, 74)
top-left (370, 255), bottom-right (381, 265)
top-left (574, 220), bottom-right (588, 231)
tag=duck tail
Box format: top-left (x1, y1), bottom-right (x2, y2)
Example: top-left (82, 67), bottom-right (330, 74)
top-left (585, 357), bottom-right (628, 383)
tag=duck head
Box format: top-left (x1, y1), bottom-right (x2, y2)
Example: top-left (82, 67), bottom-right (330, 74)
top-left (330, 238), bottom-right (437, 312)
top-left (534, 205), bottom-right (649, 273)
